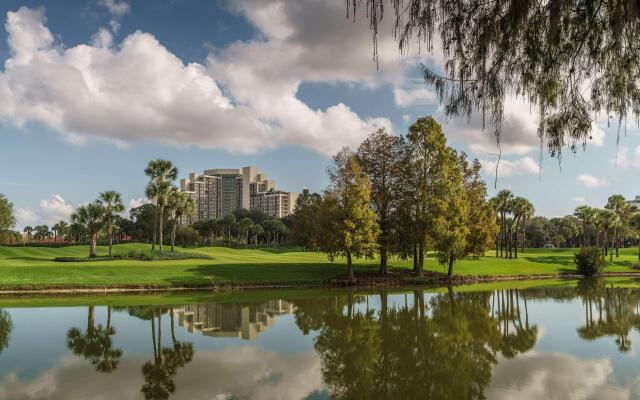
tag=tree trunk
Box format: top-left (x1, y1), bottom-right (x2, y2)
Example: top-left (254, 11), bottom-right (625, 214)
top-left (413, 244), bottom-right (418, 273)
top-left (171, 220), bottom-right (177, 252)
top-left (522, 219), bottom-right (527, 254)
top-left (514, 221), bottom-right (519, 259)
top-left (158, 205), bottom-right (165, 252)
top-left (108, 218), bottom-right (113, 257)
top-left (380, 247), bottom-right (388, 274)
top-left (610, 230), bottom-right (616, 262)
top-left (346, 251), bottom-right (354, 283)
top-left (416, 243), bottom-right (424, 278)
top-left (447, 253), bottom-right (455, 278)
top-left (89, 233), bottom-right (97, 258)
top-left (151, 206), bottom-right (157, 250)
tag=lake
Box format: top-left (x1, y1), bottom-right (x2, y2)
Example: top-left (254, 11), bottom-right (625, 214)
top-left (0, 281), bottom-right (638, 399)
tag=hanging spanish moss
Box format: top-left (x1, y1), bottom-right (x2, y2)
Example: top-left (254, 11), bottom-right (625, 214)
top-left (347, 0), bottom-right (640, 159)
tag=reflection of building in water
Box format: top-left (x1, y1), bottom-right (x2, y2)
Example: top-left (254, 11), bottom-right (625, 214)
top-left (174, 300), bottom-right (294, 340)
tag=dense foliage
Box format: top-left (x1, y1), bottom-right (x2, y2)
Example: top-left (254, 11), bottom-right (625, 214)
top-left (349, 0), bottom-right (640, 158)
top-left (574, 247), bottom-right (605, 276)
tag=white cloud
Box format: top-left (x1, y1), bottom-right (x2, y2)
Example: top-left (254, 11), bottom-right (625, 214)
top-left (101, 0), bottom-right (130, 18)
top-left (0, 4), bottom-right (399, 157)
top-left (393, 87), bottom-right (436, 108)
top-left (480, 156), bottom-right (540, 178)
top-left (573, 197), bottom-right (587, 204)
top-left (15, 194), bottom-right (74, 228)
top-left (576, 174), bottom-right (609, 188)
top-left (0, 347), bottom-right (324, 400)
top-left (486, 352), bottom-right (631, 400)
top-left (612, 146), bottom-right (640, 170)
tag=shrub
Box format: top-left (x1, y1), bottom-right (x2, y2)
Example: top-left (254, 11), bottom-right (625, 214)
top-left (175, 227), bottom-right (202, 247)
top-left (574, 247), bottom-right (604, 276)
top-left (632, 263), bottom-right (640, 270)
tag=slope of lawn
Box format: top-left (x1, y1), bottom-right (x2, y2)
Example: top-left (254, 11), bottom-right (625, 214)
top-left (0, 243), bottom-right (638, 290)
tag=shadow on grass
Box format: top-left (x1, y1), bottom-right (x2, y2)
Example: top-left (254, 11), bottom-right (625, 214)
top-left (162, 262), bottom-right (379, 287)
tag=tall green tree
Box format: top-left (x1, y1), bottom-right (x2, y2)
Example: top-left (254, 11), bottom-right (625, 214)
top-left (492, 190), bottom-right (514, 258)
top-left (326, 149), bottom-right (380, 282)
top-left (22, 226), bottom-right (33, 245)
top-left (574, 205), bottom-right (597, 246)
top-left (290, 189), bottom-right (323, 251)
top-left (432, 148), bottom-right (469, 278)
top-left (511, 197), bottom-right (534, 258)
top-left (98, 190), bottom-right (125, 257)
top-left (356, 128), bottom-right (405, 274)
top-left (605, 194), bottom-right (631, 257)
top-left (403, 116), bottom-right (453, 277)
top-left (52, 221), bottom-right (68, 244)
top-left (0, 194), bottom-right (16, 232)
top-left (222, 213), bottom-right (237, 247)
top-left (630, 212), bottom-right (640, 261)
top-left (72, 202), bottom-right (105, 257)
top-left (166, 191), bottom-right (196, 251)
top-left (459, 155), bottom-right (498, 259)
top-left (144, 159), bottom-right (178, 252)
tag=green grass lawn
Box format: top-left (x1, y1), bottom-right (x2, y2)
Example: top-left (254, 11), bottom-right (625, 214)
top-left (0, 243), bottom-right (638, 290)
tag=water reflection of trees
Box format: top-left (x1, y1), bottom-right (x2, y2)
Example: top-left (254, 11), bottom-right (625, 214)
top-left (66, 306), bottom-right (122, 372)
top-left (0, 309), bottom-right (12, 355)
top-left (577, 280), bottom-right (640, 353)
top-left (126, 307), bottom-right (194, 400)
top-left (293, 288), bottom-right (539, 399)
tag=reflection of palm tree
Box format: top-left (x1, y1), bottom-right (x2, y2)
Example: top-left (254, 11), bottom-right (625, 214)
top-left (139, 308), bottom-right (194, 400)
top-left (67, 306), bottom-right (123, 372)
top-left (0, 309), bottom-right (13, 354)
top-left (577, 284), bottom-right (640, 353)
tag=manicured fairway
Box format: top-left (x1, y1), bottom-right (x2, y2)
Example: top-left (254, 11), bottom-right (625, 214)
top-left (0, 243), bottom-right (638, 290)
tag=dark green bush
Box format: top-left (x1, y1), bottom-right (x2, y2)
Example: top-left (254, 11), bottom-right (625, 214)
top-left (574, 247), bottom-right (604, 276)
top-left (175, 227), bottom-right (202, 247)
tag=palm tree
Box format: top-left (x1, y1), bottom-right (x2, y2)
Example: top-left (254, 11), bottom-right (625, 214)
top-left (23, 226), bottom-right (33, 246)
top-left (605, 195), bottom-right (630, 258)
top-left (222, 214), bottom-right (236, 247)
top-left (250, 223), bottom-right (264, 248)
top-left (511, 197), bottom-right (529, 259)
top-left (599, 209), bottom-right (620, 262)
top-left (631, 212), bottom-right (640, 261)
top-left (519, 199), bottom-right (534, 253)
top-left (167, 190), bottom-right (196, 251)
top-left (574, 205), bottom-right (596, 246)
top-left (98, 190), bottom-right (125, 257)
top-left (492, 190), bottom-right (514, 258)
top-left (238, 218), bottom-right (253, 247)
top-left (34, 225), bottom-right (50, 243)
top-left (72, 202), bottom-right (105, 257)
top-left (144, 160), bottom-right (178, 253)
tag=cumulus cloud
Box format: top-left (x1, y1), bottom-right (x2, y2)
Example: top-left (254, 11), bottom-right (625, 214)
top-left (0, 347), bottom-right (324, 400)
top-left (480, 156), bottom-right (540, 178)
top-left (15, 194), bottom-right (74, 228)
top-left (576, 174), bottom-right (609, 188)
top-left (393, 87), bottom-right (436, 108)
top-left (573, 197), bottom-right (587, 204)
top-left (0, 4), bottom-right (400, 157)
top-left (486, 352), bottom-right (633, 400)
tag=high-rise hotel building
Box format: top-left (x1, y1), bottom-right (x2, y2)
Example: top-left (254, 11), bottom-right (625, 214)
top-left (179, 166), bottom-right (298, 224)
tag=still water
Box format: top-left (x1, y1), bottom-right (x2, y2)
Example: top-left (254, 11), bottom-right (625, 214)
top-left (0, 282), bottom-right (639, 399)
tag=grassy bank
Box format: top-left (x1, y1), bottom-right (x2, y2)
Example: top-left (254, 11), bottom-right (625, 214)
top-left (0, 243), bottom-right (639, 291)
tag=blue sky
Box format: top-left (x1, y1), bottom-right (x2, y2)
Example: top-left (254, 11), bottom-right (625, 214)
top-left (0, 0), bottom-right (639, 228)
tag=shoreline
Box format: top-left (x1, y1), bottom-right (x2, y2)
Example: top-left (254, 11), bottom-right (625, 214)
top-left (2, 270), bottom-right (640, 295)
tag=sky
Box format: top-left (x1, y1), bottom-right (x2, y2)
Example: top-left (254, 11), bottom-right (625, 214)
top-left (0, 0), bottom-right (639, 229)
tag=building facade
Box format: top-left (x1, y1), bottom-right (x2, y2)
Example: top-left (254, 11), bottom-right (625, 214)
top-left (179, 166), bottom-right (298, 223)
top-left (628, 195), bottom-right (640, 209)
